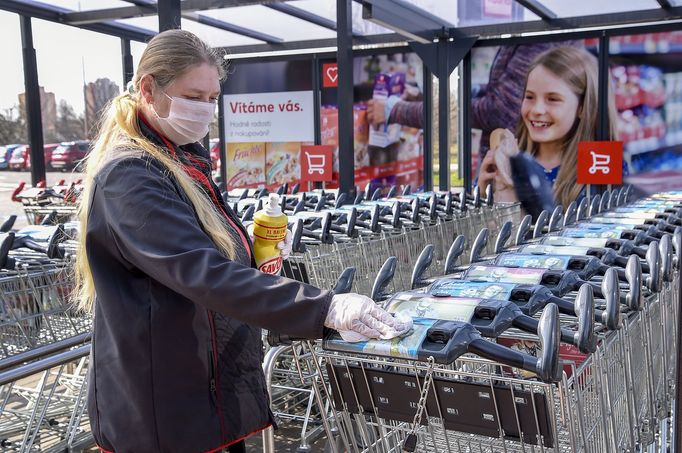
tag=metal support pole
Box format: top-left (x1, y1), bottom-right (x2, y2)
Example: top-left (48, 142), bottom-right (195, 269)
top-left (597, 32), bottom-right (610, 141)
top-left (336, 0), bottom-right (355, 195)
top-left (20, 15), bottom-right (45, 187)
top-left (218, 94), bottom-right (227, 186)
top-left (462, 52), bottom-right (472, 192)
top-left (313, 56), bottom-right (323, 190)
top-left (422, 66), bottom-right (433, 191)
top-left (158, 0), bottom-right (181, 31)
top-left (121, 38), bottom-right (134, 86)
top-left (674, 229), bottom-right (682, 453)
top-left (437, 38), bottom-right (450, 191)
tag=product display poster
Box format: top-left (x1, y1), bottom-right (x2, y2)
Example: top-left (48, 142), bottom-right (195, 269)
top-left (495, 254), bottom-right (571, 270)
top-left (225, 143), bottom-right (265, 188)
top-left (266, 142), bottom-right (301, 186)
top-left (320, 52), bottom-right (424, 192)
top-left (224, 90), bottom-right (314, 143)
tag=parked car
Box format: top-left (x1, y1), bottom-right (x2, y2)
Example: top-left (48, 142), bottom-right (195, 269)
top-left (42, 143), bottom-right (60, 169)
top-left (50, 141), bottom-right (91, 171)
top-left (209, 139), bottom-right (221, 171)
top-left (0, 144), bottom-right (24, 170)
top-left (9, 145), bottom-right (30, 170)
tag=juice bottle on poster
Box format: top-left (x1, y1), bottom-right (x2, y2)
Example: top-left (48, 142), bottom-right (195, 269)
top-left (252, 193), bottom-right (288, 274)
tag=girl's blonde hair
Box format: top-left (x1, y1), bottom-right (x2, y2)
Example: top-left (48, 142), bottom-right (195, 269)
top-left (75, 30), bottom-right (235, 312)
top-left (517, 46), bottom-right (617, 208)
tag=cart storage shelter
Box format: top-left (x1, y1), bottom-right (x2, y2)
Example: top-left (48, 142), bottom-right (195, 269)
top-left (2, 0), bottom-right (682, 445)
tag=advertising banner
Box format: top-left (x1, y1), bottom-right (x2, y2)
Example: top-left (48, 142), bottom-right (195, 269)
top-left (301, 145), bottom-right (333, 182)
top-left (224, 90), bottom-right (314, 143)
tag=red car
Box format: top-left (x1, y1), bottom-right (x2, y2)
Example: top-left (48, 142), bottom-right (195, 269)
top-left (50, 141), bottom-right (91, 171)
top-left (10, 143), bottom-right (61, 171)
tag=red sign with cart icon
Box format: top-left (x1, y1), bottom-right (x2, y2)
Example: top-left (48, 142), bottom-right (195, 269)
top-left (576, 141), bottom-right (623, 185)
top-left (301, 145), bottom-right (333, 182)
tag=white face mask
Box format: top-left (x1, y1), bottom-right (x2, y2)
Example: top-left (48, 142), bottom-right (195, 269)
top-left (153, 92), bottom-right (215, 145)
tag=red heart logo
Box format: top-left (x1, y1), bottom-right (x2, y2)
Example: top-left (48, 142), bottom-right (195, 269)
top-left (326, 66), bottom-right (338, 83)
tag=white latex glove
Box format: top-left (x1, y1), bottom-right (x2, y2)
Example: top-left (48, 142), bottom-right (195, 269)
top-left (276, 229), bottom-right (293, 260)
top-left (246, 225), bottom-right (292, 260)
top-left (325, 293), bottom-right (413, 342)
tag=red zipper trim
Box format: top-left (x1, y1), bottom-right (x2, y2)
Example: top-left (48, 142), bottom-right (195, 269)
top-left (96, 422), bottom-right (272, 453)
top-left (207, 309), bottom-right (227, 443)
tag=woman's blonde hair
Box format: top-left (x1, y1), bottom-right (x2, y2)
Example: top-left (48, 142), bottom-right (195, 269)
top-left (75, 29), bottom-right (235, 312)
top-left (517, 46), bottom-right (617, 208)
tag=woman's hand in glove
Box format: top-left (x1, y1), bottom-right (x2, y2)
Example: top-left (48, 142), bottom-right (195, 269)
top-left (324, 293), bottom-right (413, 342)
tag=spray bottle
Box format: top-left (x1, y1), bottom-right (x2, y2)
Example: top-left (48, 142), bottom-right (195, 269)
top-left (252, 193), bottom-right (289, 274)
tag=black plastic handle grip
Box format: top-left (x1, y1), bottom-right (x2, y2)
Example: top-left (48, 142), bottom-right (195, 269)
top-left (599, 192), bottom-right (610, 213)
top-left (548, 205), bottom-right (563, 232)
top-left (333, 267), bottom-right (356, 294)
top-left (444, 235), bottom-right (466, 274)
top-left (0, 215), bottom-right (16, 233)
top-left (514, 214), bottom-right (532, 246)
top-left (600, 268), bottom-right (622, 330)
top-left (624, 256), bottom-right (642, 310)
top-left (494, 221), bottom-right (513, 254)
top-left (574, 283), bottom-right (597, 352)
top-left (411, 244), bottom-right (434, 290)
top-left (589, 194), bottom-right (601, 217)
top-left (646, 242), bottom-right (661, 293)
top-left (533, 210), bottom-right (549, 239)
top-left (563, 201), bottom-right (577, 227)
top-left (577, 197), bottom-right (589, 221)
top-left (371, 256), bottom-right (397, 303)
top-left (470, 228), bottom-right (489, 264)
top-left (660, 234), bottom-right (673, 283)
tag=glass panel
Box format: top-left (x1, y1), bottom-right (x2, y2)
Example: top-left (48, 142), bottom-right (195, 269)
top-left (0, 11), bottom-right (24, 121)
top-left (287, 0), bottom-right (393, 35)
top-left (40, 0), bottom-right (131, 11)
top-left (117, 17), bottom-right (265, 47)
top-left (609, 31), bottom-right (682, 180)
top-left (455, 0), bottom-right (539, 27)
top-left (538, 0), bottom-right (660, 18)
top-left (201, 6), bottom-right (336, 42)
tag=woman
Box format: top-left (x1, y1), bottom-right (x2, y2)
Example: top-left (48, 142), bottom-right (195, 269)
top-left (478, 46), bottom-right (618, 208)
top-left (76, 30), bottom-right (407, 453)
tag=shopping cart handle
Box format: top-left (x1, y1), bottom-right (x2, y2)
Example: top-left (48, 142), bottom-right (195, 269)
top-left (291, 183), bottom-right (300, 195)
top-left (548, 205), bottom-right (563, 232)
top-left (673, 228), bottom-right (681, 270)
top-left (563, 201), bottom-right (577, 227)
top-left (402, 184), bottom-right (411, 196)
top-left (458, 190), bottom-right (468, 214)
top-left (0, 215), bottom-right (16, 233)
top-left (574, 283), bottom-right (598, 353)
top-left (371, 256), bottom-right (397, 303)
top-left (485, 183), bottom-right (494, 207)
top-left (533, 210), bottom-right (549, 239)
top-left (609, 190), bottom-right (619, 210)
top-left (291, 219), bottom-right (306, 253)
top-left (494, 221), bottom-right (513, 254)
top-left (469, 228), bottom-right (489, 264)
top-left (600, 269), bottom-right (622, 330)
top-left (428, 193), bottom-right (438, 220)
top-left (314, 196), bottom-right (326, 212)
top-left (444, 235), bottom-right (466, 274)
top-left (411, 244), bottom-right (434, 290)
top-left (473, 185), bottom-right (482, 208)
top-left (577, 197), bottom-right (589, 221)
top-left (333, 267), bottom-right (356, 294)
top-left (645, 243), bottom-right (661, 293)
top-left (370, 188), bottom-right (382, 201)
top-left (345, 208), bottom-right (358, 238)
top-left (660, 234), bottom-right (673, 283)
top-left (0, 233), bottom-right (14, 269)
top-left (589, 195), bottom-right (601, 217)
top-left (625, 255), bottom-right (642, 311)
top-left (386, 185), bottom-right (397, 199)
top-left (390, 202), bottom-right (402, 229)
top-left (444, 192), bottom-right (454, 217)
top-left (514, 214), bottom-right (532, 246)
top-left (334, 193), bottom-right (347, 209)
top-left (40, 210), bottom-right (58, 226)
top-left (241, 205), bottom-right (255, 223)
top-left (599, 192), bottom-right (610, 213)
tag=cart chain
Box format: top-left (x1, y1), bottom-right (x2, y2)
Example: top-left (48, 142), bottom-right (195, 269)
top-left (402, 356), bottom-right (435, 453)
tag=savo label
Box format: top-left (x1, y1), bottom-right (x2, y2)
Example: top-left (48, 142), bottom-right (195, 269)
top-left (258, 255), bottom-right (283, 275)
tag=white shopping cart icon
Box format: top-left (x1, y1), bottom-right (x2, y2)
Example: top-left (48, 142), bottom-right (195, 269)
top-left (305, 152), bottom-right (326, 175)
top-left (588, 150), bottom-right (611, 175)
